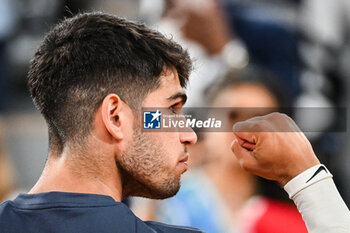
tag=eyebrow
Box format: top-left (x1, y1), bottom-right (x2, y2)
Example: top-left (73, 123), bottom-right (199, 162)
top-left (167, 92), bottom-right (187, 105)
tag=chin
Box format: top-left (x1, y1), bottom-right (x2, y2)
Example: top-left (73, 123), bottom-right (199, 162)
top-left (128, 184), bottom-right (180, 200)
top-left (150, 185), bottom-right (180, 200)
top-left (141, 177), bottom-right (181, 200)
top-left (122, 173), bottom-right (181, 200)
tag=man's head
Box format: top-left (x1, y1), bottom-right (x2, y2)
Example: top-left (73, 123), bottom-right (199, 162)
top-left (28, 12), bottom-right (191, 152)
top-left (27, 12), bottom-right (196, 199)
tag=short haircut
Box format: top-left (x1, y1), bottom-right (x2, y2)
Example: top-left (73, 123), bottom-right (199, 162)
top-left (27, 12), bottom-right (192, 152)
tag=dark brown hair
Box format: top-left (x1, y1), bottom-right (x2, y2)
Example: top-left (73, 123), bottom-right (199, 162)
top-left (28, 12), bottom-right (192, 152)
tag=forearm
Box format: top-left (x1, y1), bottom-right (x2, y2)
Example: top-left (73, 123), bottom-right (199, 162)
top-left (284, 165), bottom-right (350, 233)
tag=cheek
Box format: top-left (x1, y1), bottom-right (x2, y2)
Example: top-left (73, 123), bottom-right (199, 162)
top-left (143, 133), bottom-right (178, 168)
top-left (122, 133), bottom-right (167, 176)
top-left (156, 132), bottom-right (183, 152)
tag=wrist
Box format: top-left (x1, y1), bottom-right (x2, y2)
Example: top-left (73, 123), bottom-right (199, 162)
top-left (278, 161), bottom-right (321, 186)
top-left (283, 164), bottom-right (332, 198)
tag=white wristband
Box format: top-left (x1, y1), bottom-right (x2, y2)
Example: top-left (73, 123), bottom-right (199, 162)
top-left (284, 164), bottom-right (333, 199)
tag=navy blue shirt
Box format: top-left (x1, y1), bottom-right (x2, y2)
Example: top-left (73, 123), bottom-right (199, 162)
top-left (0, 192), bottom-right (203, 233)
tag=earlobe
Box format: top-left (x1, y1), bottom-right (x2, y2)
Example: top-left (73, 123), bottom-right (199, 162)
top-left (101, 94), bottom-right (124, 140)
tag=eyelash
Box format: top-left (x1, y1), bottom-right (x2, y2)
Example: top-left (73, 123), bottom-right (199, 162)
top-left (170, 103), bottom-right (181, 114)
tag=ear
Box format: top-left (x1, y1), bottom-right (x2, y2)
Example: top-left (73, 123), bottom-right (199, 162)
top-left (101, 94), bottom-right (125, 141)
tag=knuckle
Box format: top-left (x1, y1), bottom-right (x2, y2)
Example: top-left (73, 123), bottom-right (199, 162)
top-left (239, 160), bottom-right (246, 169)
top-left (233, 121), bottom-right (250, 132)
top-left (266, 112), bottom-right (295, 125)
top-left (251, 120), bottom-right (269, 132)
top-left (280, 113), bottom-right (292, 121)
top-left (240, 160), bottom-right (251, 171)
top-left (268, 112), bottom-right (282, 119)
top-left (232, 121), bottom-right (243, 131)
top-left (252, 122), bottom-right (264, 132)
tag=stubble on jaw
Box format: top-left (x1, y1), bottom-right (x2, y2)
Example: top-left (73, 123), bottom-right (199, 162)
top-left (117, 127), bottom-right (181, 199)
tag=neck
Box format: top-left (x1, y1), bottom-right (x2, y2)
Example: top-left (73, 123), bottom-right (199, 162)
top-left (29, 148), bottom-right (123, 202)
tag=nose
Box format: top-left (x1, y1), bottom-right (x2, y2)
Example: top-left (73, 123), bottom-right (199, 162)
top-left (180, 130), bottom-right (197, 145)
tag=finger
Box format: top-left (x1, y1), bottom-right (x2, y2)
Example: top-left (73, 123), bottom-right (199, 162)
top-left (242, 141), bottom-right (256, 151)
top-left (233, 130), bottom-right (257, 146)
top-left (231, 138), bottom-right (248, 160)
top-left (231, 139), bottom-right (258, 172)
top-left (233, 119), bottom-right (268, 147)
top-left (235, 136), bottom-right (256, 151)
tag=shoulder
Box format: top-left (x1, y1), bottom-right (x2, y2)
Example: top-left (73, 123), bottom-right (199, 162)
top-left (145, 221), bottom-right (205, 233)
top-left (0, 200), bottom-right (13, 213)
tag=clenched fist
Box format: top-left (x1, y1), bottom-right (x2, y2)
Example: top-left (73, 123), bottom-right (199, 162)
top-left (231, 112), bottom-right (320, 186)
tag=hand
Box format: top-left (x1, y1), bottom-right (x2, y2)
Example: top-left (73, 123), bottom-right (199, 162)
top-left (231, 112), bottom-right (320, 186)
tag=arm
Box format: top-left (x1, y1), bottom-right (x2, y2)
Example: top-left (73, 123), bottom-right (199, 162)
top-left (285, 164), bottom-right (350, 232)
top-left (231, 113), bottom-right (350, 232)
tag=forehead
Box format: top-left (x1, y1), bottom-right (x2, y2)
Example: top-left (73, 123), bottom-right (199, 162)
top-left (160, 68), bottom-right (181, 87)
top-left (212, 83), bottom-right (278, 108)
top-left (143, 68), bottom-right (184, 107)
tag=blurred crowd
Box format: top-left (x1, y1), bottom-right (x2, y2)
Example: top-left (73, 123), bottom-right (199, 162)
top-left (1, 0), bottom-right (350, 232)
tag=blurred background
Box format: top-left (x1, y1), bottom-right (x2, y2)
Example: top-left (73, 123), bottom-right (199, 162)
top-left (1, 0), bottom-right (350, 232)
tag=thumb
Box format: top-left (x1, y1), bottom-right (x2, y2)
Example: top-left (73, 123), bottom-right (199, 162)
top-left (232, 122), bottom-right (258, 146)
top-left (231, 138), bottom-right (251, 161)
top-left (235, 136), bottom-right (256, 151)
top-left (231, 138), bottom-right (259, 172)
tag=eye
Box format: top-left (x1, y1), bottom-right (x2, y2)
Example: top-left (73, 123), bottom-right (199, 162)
top-left (169, 103), bottom-right (182, 114)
